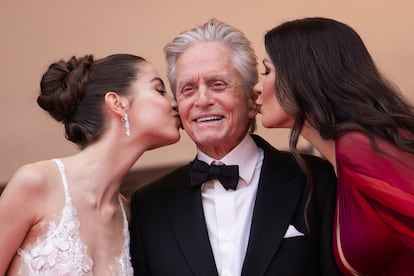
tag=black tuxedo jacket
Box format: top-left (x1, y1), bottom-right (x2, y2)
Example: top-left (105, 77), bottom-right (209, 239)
top-left (130, 135), bottom-right (341, 275)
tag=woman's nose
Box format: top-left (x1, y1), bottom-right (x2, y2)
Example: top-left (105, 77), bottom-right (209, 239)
top-left (253, 82), bottom-right (262, 97)
top-left (170, 96), bottom-right (178, 108)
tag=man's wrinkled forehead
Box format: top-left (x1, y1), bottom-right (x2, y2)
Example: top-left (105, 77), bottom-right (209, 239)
top-left (177, 71), bottom-right (235, 87)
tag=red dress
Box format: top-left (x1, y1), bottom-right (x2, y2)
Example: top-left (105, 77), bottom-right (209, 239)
top-left (334, 132), bottom-right (414, 275)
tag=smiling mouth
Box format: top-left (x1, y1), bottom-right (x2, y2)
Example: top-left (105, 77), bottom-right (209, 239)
top-left (195, 116), bottom-right (224, 123)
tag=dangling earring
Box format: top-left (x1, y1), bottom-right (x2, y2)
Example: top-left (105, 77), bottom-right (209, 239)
top-left (122, 113), bottom-right (131, 136)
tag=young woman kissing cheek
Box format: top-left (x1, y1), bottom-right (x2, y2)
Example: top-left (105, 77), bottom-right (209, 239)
top-left (255, 55), bottom-right (294, 129)
top-left (126, 62), bottom-right (181, 150)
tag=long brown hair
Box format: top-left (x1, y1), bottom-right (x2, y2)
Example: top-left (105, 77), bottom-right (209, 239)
top-left (264, 17), bottom-right (414, 224)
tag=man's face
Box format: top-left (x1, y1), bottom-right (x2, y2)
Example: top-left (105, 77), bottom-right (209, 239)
top-left (175, 42), bottom-right (257, 159)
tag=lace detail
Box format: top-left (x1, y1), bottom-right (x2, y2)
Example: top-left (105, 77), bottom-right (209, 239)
top-left (17, 159), bottom-right (133, 276)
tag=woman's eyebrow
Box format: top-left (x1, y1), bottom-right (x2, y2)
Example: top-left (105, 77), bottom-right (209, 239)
top-left (150, 77), bottom-right (165, 87)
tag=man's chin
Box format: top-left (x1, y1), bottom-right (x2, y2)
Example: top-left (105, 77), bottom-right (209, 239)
top-left (192, 134), bottom-right (225, 145)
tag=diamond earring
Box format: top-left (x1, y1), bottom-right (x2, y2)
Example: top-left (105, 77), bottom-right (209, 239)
top-left (122, 113), bottom-right (131, 136)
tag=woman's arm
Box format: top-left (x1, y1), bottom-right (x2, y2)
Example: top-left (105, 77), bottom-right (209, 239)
top-left (0, 164), bottom-right (47, 274)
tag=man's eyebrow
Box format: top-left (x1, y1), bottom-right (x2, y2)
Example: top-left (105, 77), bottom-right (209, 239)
top-left (178, 79), bottom-right (194, 85)
top-left (207, 71), bottom-right (231, 79)
top-left (177, 72), bottom-right (234, 88)
top-left (177, 76), bottom-right (199, 88)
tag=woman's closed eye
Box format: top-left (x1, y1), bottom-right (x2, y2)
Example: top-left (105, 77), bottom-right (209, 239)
top-left (156, 88), bottom-right (167, 95)
top-left (261, 59), bottom-right (273, 76)
top-left (151, 77), bottom-right (167, 95)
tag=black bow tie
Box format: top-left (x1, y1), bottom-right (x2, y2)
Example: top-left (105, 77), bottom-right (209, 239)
top-left (188, 159), bottom-right (239, 190)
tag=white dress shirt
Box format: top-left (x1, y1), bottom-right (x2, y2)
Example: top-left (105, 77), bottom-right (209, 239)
top-left (197, 135), bottom-right (264, 276)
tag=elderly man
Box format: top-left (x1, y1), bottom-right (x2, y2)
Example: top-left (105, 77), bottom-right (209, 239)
top-left (130, 19), bottom-right (340, 276)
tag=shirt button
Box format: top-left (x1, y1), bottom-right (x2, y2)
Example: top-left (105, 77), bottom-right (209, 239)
top-left (222, 271), bottom-right (232, 276)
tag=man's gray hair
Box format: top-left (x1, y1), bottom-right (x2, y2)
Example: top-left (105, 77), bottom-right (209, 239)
top-left (164, 18), bottom-right (258, 98)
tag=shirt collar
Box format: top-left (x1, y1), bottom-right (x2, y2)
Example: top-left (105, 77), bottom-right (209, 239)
top-left (196, 135), bottom-right (260, 184)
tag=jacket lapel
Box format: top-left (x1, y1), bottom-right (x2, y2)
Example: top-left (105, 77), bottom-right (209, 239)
top-left (163, 136), bottom-right (305, 276)
top-left (242, 136), bottom-right (305, 275)
top-left (166, 179), bottom-right (218, 276)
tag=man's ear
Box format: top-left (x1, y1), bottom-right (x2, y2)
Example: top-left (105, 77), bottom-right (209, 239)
top-left (105, 92), bottom-right (129, 116)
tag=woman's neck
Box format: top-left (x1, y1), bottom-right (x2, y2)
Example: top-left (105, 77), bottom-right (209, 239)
top-left (300, 123), bottom-right (337, 174)
top-left (62, 134), bottom-right (146, 208)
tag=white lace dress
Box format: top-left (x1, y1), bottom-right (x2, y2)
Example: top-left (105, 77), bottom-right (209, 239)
top-left (17, 159), bottom-right (133, 276)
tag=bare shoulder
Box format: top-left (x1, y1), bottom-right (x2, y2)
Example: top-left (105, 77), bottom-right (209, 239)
top-left (0, 160), bottom-right (59, 272)
top-left (9, 161), bottom-right (51, 191)
top-left (7, 160), bottom-right (54, 195)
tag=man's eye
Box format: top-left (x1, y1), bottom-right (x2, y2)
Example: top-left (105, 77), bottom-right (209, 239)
top-left (181, 86), bottom-right (194, 94)
top-left (261, 70), bottom-right (270, 76)
top-left (210, 82), bottom-right (227, 91)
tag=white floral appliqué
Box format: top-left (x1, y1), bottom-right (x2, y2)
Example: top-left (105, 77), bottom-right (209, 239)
top-left (17, 159), bottom-right (133, 275)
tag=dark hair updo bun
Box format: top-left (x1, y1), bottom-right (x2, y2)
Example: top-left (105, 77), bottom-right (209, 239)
top-left (37, 54), bottom-right (146, 149)
top-left (37, 55), bottom-right (94, 122)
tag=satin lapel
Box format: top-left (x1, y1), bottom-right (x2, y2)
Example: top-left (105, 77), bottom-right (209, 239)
top-left (242, 136), bottom-right (305, 275)
top-left (166, 184), bottom-right (218, 276)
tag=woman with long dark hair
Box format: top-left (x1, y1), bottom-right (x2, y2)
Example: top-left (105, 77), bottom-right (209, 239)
top-left (256, 17), bottom-right (414, 275)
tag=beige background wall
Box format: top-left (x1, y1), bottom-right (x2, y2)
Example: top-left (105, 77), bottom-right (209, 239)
top-left (1, 0), bottom-right (413, 184)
